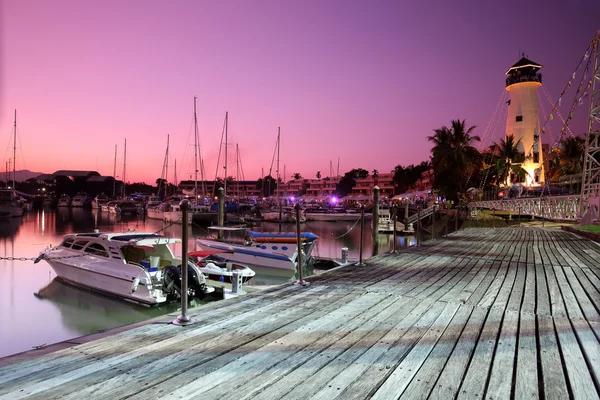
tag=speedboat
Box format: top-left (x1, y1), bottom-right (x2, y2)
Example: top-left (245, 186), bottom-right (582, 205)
top-left (35, 232), bottom-right (214, 306)
top-left (376, 209), bottom-right (414, 234)
top-left (196, 228), bottom-right (318, 271)
top-left (189, 250), bottom-right (256, 283)
top-left (57, 194), bottom-right (72, 207)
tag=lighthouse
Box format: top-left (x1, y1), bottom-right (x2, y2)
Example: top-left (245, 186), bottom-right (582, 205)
top-left (505, 55), bottom-right (544, 186)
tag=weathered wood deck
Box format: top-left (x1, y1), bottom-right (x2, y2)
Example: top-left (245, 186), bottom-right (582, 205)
top-left (1, 226), bottom-right (600, 399)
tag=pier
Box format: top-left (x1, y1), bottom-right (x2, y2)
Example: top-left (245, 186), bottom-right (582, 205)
top-left (1, 226), bottom-right (600, 399)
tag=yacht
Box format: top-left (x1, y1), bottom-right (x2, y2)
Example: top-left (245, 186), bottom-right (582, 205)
top-left (35, 232), bottom-right (214, 306)
top-left (57, 195), bottom-right (72, 207)
top-left (0, 189), bottom-right (24, 218)
top-left (92, 194), bottom-right (110, 210)
top-left (196, 228), bottom-right (318, 271)
top-left (71, 193), bottom-right (87, 207)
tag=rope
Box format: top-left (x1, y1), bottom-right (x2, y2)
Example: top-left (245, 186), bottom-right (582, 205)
top-left (303, 216), bottom-right (362, 240)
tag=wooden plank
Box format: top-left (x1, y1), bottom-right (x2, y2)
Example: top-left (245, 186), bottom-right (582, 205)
top-left (36, 288), bottom-right (366, 400)
top-left (370, 302), bottom-right (460, 399)
top-left (553, 315), bottom-right (599, 399)
top-left (514, 311), bottom-right (538, 399)
top-left (6, 286), bottom-right (358, 399)
top-left (397, 305), bottom-right (474, 400)
top-left (535, 264), bottom-right (551, 316)
top-left (485, 310), bottom-right (519, 399)
top-left (537, 315), bottom-right (569, 400)
top-left (248, 297), bottom-right (441, 400)
top-left (427, 306), bottom-right (488, 399)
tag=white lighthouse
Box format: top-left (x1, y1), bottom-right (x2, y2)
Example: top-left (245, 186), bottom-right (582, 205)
top-left (505, 55), bottom-right (544, 186)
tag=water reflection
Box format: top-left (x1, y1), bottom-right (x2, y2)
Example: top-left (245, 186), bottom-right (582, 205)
top-left (0, 208), bottom-right (415, 359)
top-left (34, 279), bottom-right (180, 333)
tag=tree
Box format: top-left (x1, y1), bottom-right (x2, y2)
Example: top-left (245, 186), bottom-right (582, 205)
top-left (293, 172), bottom-right (302, 180)
top-left (256, 175), bottom-right (276, 197)
top-left (316, 171), bottom-right (321, 179)
top-left (428, 119), bottom-right (481, 200)
top-left (557, 135), bottom-right (585, 175)
top-left (336, 168), bottom-right (368, 197)
top-left (492, 134), bottom-right (528, 185)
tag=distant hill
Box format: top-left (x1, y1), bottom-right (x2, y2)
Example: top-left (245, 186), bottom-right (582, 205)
top-left (0, 169), bottom-right (46, 182)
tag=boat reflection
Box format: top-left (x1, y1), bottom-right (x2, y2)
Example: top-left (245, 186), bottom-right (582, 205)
top-left (34, 278), bottom-right (180, 334)
top-left (0, 218), bottom-right (22, 238)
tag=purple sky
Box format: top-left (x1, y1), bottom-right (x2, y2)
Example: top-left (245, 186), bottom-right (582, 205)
top-left (1, 0), bottom-right (598, 184)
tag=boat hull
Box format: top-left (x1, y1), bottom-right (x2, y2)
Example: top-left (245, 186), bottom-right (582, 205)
top-left (44, 256), bottom-right (164, 306)
top-left (196, 239), bottom-right (296, 270)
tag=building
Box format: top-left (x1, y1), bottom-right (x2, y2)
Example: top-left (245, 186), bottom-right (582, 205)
top-left (505, 55), bottom-right (544, 186)
top-left (304, 177), bottom-right (340, 198)
top-left (351, 172), bottom-right (395, 198)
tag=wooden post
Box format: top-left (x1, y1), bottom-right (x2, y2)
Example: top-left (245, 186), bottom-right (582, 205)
top-left (431, 203), bottom-right (436, 241)
top-left (293, 203), bottom-right (308, 286)
top-left (173, 200), bottom-right (195, 326)
top-left (372, 186), bottom-right (379, 256)
top-left (357, 204), bottom-right (366, 266)
top-left (218, 187), bottom-right (224, 240)
top-left (416, 207), bottom-right (421, 247)
top-left (455, 208), bottom-right (458, 233)
top-left (391, 204), bottom-right (398, 253)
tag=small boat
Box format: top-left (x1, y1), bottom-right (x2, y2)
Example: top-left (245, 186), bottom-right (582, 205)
top-left (376, 209), bottom-right (414, 234)
top-left (189, 250), bottom-right (256, 283)
top-left (92, 194), bottom-right (110, 210)
top-left (110, 199), bottom-right (144, 216)
top-left (35, 232), bottom-right (214, 306)
top-left (196, 227), bottom-right (318, 271)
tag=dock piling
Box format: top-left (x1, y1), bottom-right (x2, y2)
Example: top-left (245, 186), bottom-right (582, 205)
top-left (173, 200), bottom-right (196, 326)
top-left (357, 204), bottom-right (366, 266)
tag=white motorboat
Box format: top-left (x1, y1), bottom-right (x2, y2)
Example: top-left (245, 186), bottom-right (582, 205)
top-left (110, 199), bottom-right (144, 216)
top-left (189, 250), bottom-right (256, 283)
top-left (146, 200), bottom-right (192, 224)
top-left (57, 194), bottom-right (72, 207)
top-left (196, 228), bottom-right (318, 271)
top-left (35, 232), bottom-right (214, 306)
top-left (71, 193), bottom-right (87, 207)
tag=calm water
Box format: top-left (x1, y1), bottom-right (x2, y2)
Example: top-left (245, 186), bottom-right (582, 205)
top-left (0, 208), bottom-right (415, 359)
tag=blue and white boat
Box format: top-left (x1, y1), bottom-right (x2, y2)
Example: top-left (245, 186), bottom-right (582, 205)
top-left (196, 227), bottom-right (318, 271)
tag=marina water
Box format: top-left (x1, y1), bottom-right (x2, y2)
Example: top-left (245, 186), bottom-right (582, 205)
top-left (0, 208), bottom-right (415, 359)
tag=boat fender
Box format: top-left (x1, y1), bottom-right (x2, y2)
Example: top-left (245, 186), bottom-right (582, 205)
top-left (131, 277), bottom-right (140, 293)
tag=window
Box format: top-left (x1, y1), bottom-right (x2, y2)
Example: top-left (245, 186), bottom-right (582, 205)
top-left (60, 238), bottom-right (75, 248)
top-left (71, 240), bottom-right (89, 250)
top-left (516, 116), bottom-right (523, 122)
top-left (533, 152), bottom-right (539, 163)
top-left (84, 243), bottom-right (109, 258)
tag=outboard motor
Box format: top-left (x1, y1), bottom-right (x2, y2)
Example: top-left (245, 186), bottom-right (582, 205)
top-left (162, 263), bottom-right (213, 301)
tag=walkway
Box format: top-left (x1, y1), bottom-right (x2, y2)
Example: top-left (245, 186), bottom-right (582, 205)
top-left (1, 227), bottom-right (600, 399)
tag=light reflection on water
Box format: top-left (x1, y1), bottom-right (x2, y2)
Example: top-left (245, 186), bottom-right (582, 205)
top-left (0, 209), bottom-right (415, 359)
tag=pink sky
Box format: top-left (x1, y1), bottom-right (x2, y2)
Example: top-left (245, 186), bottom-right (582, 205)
top-left (1, 0), bottom-right (598, 184)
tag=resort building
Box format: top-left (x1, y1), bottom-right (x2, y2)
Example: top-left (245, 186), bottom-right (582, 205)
top-left (351, 172), bottom-right (395, 199)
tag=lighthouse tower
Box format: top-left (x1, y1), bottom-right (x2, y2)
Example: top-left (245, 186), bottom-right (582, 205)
top-left (505, 55), bottom-right (544, 186)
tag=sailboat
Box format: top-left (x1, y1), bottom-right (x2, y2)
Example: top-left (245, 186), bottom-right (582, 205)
top-left (0, 110), bottom-right (25, 218)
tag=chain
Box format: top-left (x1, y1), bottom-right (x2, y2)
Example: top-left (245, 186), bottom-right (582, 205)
top-left (303, 216), bottom-right (362, 241)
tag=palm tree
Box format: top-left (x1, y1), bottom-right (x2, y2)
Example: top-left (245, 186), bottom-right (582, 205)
top-left (316, 171), bottom-right (321, 179)
top-left (427, 119), bottom-right (481, 200)
top-left (557, 135), bottom-right (585, 175)
top-left (293, 172), bottom-right (302, 180)
top-left (492, 134), bottom-right (529, 185)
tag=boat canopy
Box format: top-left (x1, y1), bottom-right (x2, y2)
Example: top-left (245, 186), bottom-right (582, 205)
top-left (248, 230), bottom-right (318, 243)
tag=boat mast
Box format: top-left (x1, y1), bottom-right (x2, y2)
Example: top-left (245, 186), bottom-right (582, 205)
top-left (174, 159), bottom-right (177, 196)
top-left (194, 97), bottom-right (198, 202)
top-left (112, 144), bottom-right (117, 197)
top-left (122, 138), bottom-right (127, 197)
top-left (224, 111), bottom-right (228, 198)
top-left (236, 144), bottom-right (240, 198)
top-left (12, 110), bottom-right (16, 190)
top-left (277, 127), bottom-right (282, 224)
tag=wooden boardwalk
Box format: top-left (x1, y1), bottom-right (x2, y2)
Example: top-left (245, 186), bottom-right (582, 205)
top-left (1, 226), bottom-right (600, 399)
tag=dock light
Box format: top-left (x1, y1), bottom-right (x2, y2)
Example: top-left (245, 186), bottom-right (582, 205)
top-left (331, 197), bottom-right (338, 204)
top-left (290, 196), bottom-right (295, 202)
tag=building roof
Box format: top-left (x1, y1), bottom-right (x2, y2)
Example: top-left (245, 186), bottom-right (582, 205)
top-left (506, 57), bottom-right (543, 74)
top-left (52, 170), bottom-right (101, 178)
top-left (86, 175), bottom-right (114, 182)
